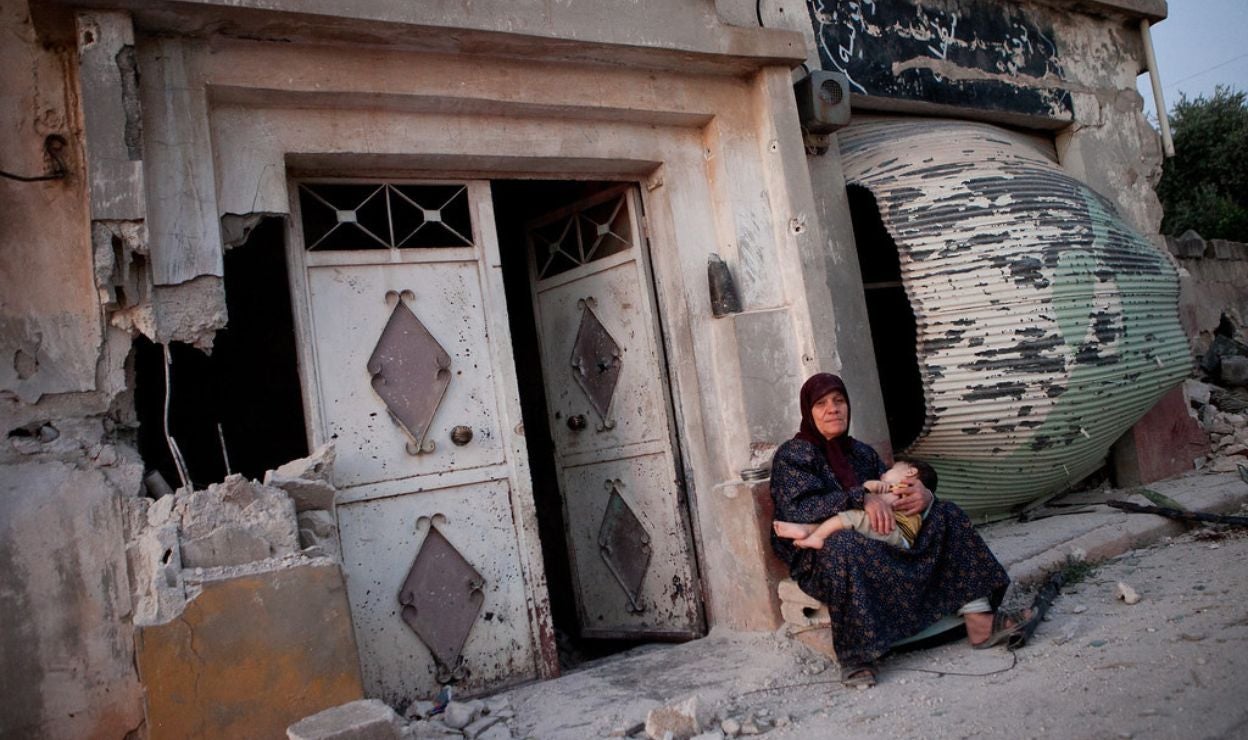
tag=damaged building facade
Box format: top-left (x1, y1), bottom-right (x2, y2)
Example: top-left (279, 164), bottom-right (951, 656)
top-left (1, 0), bottom-right (1195, 736)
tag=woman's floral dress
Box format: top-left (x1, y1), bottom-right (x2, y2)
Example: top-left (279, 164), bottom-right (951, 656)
top-left (770, 437), bottom-right (1011, 666)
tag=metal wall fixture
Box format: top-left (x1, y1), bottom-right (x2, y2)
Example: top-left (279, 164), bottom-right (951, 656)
top-left (707, 253), bottom-right (743, 317)
top-left (839, 119), bottom-right (1190, 518)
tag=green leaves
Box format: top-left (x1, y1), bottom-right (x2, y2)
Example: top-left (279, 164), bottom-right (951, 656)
top-left (1157, 86), bottom-right (1248, 239)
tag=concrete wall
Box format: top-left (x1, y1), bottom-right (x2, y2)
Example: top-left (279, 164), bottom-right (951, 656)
top-left (0, 2), bottom-right (145, 737)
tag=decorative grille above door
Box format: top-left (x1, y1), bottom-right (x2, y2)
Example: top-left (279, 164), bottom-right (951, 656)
top-left (297, 183), bottom-right (474, 250)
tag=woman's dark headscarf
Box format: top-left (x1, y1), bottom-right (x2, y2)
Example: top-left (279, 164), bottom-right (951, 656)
top-left (794, 373), bottom-right (859, 489)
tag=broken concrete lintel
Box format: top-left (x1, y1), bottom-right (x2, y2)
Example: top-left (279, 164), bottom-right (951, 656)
top-left (222, 212), bottom-right (283, 250)
top-left (152, 275), bottom-right (227, 350)
top-left (138, 36), bottom-right (224, 286)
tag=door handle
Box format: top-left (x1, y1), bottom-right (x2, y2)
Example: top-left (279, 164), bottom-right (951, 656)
top-left (567, 414), bottom-right (587, 431)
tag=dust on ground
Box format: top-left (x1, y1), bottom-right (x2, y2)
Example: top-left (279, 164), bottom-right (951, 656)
top-left (496, 523), bottom-right (1248, 740)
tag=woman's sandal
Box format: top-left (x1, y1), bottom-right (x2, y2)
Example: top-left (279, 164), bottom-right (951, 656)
top-left (970, 609), bottom-right (1030, 650)
top-left (840, 662), bottom-right (877, 688)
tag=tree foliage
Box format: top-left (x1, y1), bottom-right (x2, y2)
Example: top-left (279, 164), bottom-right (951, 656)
top-left (1156, 86), bottom-right (1248, 240)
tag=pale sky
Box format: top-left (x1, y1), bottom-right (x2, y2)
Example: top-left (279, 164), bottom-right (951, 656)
top-left (1137, 0), bottom-right (1248, 122)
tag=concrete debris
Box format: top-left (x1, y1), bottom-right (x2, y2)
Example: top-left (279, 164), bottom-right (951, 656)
top-left (299, 509), bottom-right (342, 560)
top-left (720, 718), bottom-right (741, 737)
top-left (272, 476), bottom-right (337, 512)
top-left (269, 442), bottom-right (337, 483)
top-left (287, 699), bottom-right (403, 740)
top-left (1188, 383), bottom-right (1248, 474)
top-left (403, 701), bottom-right (436, 721)
top-left (1115, 582), bottom-right (1141, 605)
top-left (473, 723), bottom-right (513, 740)
top-left (176, 475), bottom-right (299, 568)
top-left (126, 521), bottom-right (185, 625)
top-left (462, 714), bottom-right (503, 739)
top-left (645, 696), bottom-right (709, 740)
top-left (441, 701), bottom-right (477, 730)
top-left (403, 719), bottom-right (462, 738)
top-left (1222, 357), bottom-right (1248, 388)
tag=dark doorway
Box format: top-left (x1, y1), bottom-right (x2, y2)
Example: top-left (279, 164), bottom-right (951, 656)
top-left (847, 185), bottom-right (926, 452)
top-left (134, 217), bottom-right (309, 490)
top-left (491, 179), bottom-right (649, 669)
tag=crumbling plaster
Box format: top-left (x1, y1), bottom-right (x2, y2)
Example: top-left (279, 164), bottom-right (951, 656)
top-left (0, 0), bottom-right (102, 408)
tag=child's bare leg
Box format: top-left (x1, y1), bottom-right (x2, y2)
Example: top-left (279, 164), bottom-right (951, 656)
top-left (773, 521), bottom-right (817, 540)
top-left (794, 516), bottom-right (848, 549)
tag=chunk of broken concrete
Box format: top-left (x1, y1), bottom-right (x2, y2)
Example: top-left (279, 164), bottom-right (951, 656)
top-left (176, 475), bottom-right (299, 568)
top-left (405, 719), bottom-right (465, 738)
top-left (404, 700), bottom-right (437, 721)
top-left (1222, 357), bottom-right (1248, 388)
top-left (473, 723), bottom-right (513, 740)
top-left (645, 696), bottom-right (709, 740)
top-left (462, 714), bottom-right (503, 739)
top-left (268, 443), bottom-right (336, 483)
top-left (287, 698), bottom-right (402, 740)
top-left (441, 701), bottom-right (477, 730)
top-left (298, 509), bottom-right (342, 560)
top-left (1116, 582), bottom-right (1141, 605)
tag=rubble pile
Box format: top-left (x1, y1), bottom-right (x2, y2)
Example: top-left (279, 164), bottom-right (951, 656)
top-left (124, 444), bottom-right (340, 625)
top-left (1190, 386), bottom-right (1248, 476)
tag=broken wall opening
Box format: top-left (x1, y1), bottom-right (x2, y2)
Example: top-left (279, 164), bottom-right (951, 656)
top-left (847, 184), bottom-right (925, 452)
top-left (134, 217), bottom-right (308, 489)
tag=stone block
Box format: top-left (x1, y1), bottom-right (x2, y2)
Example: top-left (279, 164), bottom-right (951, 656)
top-left (1169, 231), bottom-right (1207, 258)
top-left (1221, 357), bottom-right (1248, 387)
top-left (269, 442), bottom-right (337, 483)
top-left (793, 627), bottom-right (838, 660)
top-left (136, 562), bottom-right (364, 739)
top-left (1209, 239), bottom-right (1245, 260)
top-left (271, 475), bottom-right (338, 512)
top-left (1112, 386), bottom-right (1210, 487)
top-left (181, 524), bottom-right (277, 568)
top-left (645, 695), bottom-right (709, 740)
top-left (776, 579), bottom-right (821, 608)
top-left (287, 699), bottom-right (402, 740)
top-left (780, 601), bottom-right (830, 627)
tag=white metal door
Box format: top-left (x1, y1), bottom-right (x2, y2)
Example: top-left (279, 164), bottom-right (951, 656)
top-left (289, 180), bottom-right (555, 702)
top-left (527, 185), bottom-right (703, 638)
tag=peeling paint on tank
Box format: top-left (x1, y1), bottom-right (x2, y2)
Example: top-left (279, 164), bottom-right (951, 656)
top-left (840, 120), bottom-right (1189, 518)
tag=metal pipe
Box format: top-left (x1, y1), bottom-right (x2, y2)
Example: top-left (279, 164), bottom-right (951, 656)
top-left (1140, 19), bottom-right (1175, 158)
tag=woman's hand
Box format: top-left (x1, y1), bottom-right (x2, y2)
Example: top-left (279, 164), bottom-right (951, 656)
top-left (891, 479), bottom-right (933, 516)
top-left (863, 493), bottom-right (895, 535)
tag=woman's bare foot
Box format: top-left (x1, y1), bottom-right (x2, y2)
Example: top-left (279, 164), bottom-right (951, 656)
top-left (965, 609), bottom-right (1033, 647)
top-left (773, 521), bottom-right (816, 540)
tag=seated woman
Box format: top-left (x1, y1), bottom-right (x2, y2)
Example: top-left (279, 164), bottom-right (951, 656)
top-left (770, 373), bottom-right (1026, 688)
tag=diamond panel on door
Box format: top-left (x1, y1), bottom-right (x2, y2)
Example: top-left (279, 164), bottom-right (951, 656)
top-left (368, 292), bottom-right (452, 454)
top-left (398, 524), bottom-right (484, 681)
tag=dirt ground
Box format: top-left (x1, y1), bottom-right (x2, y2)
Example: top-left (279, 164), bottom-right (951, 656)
top-left (498, 523), bottom-right (1248, 740)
